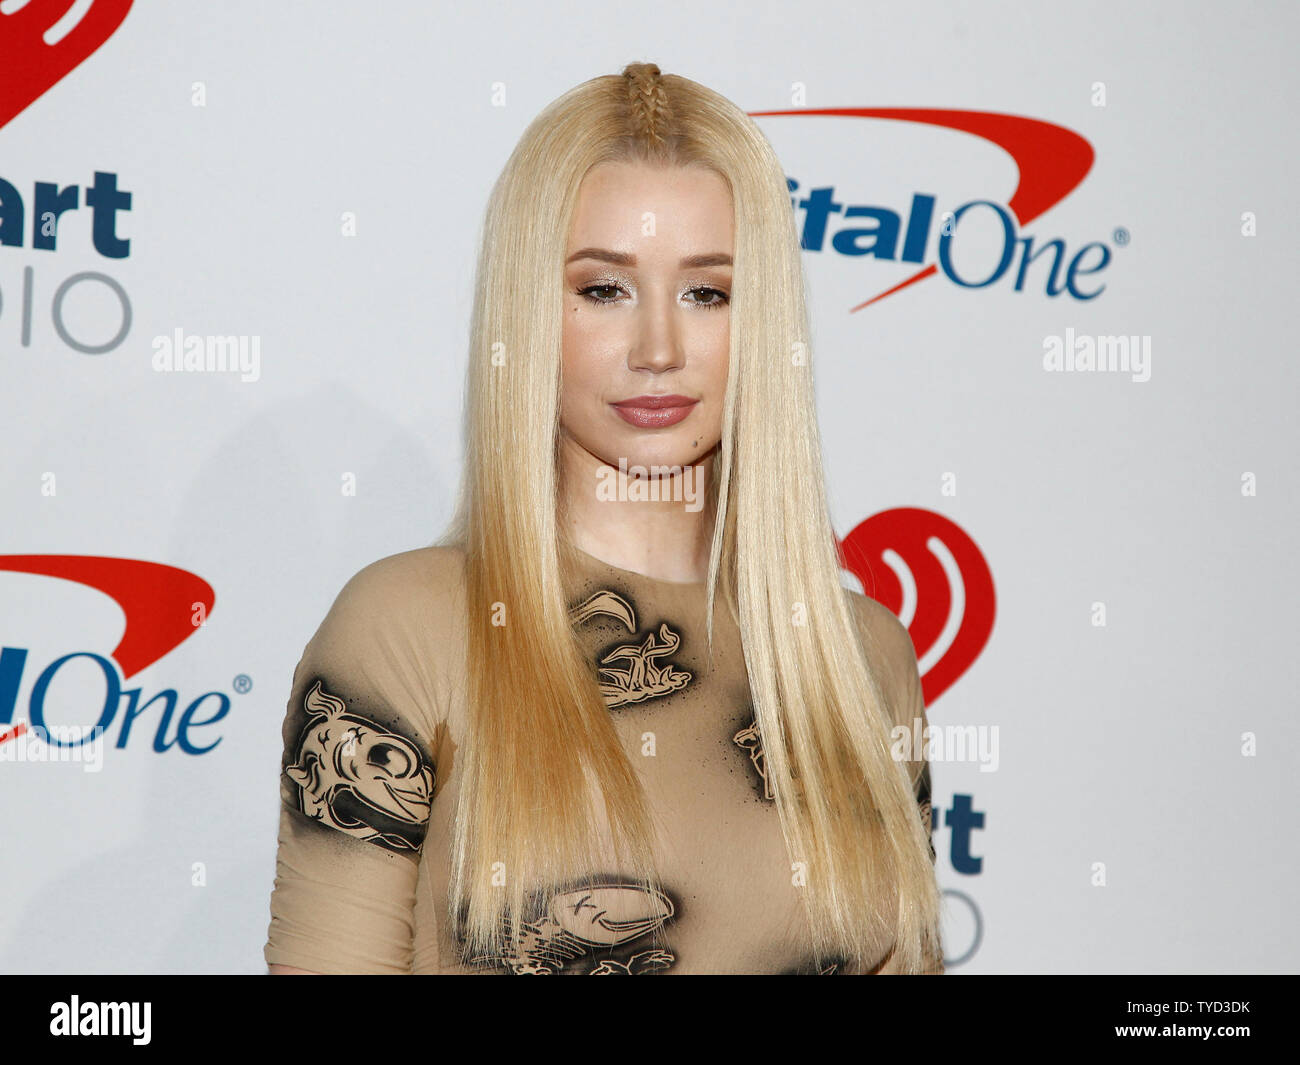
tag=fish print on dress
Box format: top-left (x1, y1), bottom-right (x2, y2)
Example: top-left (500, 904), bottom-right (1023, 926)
top-left (557, 587), bottom-right (859, 973)
top-left (460, 880), bottom-right (679, 975)
top-left (568, 588), bottom-right (693, 708)
top-left (734, 713), bottom-right (937, 863)
top-left (468, 588), bottom-right (697, 975)
top-left (283, 679), bottom-right (435, 854)
top-left (732, 715), bottom-right (774, 801)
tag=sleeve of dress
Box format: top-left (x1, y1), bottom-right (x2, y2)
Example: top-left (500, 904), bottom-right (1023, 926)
top-left (262, 551), bottom-right (445, 974)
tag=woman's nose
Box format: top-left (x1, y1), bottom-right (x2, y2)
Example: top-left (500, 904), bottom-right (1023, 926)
top-left (626, 291), bottom-right (684, 373)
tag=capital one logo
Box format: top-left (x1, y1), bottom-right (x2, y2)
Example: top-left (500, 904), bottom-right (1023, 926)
top-left (0, 555), bottom-right (231, 755)
top-left (751, 107), bottom-right (1108, 309)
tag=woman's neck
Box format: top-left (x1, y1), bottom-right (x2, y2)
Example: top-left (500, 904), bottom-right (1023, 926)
top-left (557, 434), bottom-right (718, 584)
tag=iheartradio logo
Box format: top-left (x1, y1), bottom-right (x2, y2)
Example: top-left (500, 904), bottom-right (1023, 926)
top-left (0, 0), bottom-right (134, 131)
top-left (839, 507), bottom-right (995, 707)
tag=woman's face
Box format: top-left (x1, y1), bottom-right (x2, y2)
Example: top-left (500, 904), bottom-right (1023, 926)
top-left (560, 160), bottom-right (732, 476)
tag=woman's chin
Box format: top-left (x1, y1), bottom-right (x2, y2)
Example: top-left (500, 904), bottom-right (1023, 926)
top-left (599, 445), bottom-right (714, 473)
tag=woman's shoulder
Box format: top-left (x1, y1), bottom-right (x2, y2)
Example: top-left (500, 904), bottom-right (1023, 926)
top-left (298, 545), bottom-right (469, 732)
top-left (333, 544), bottom-right (468, 615)
top-left (843, 587), bottom-right (923, 720)
top-left (311, 545), bottom-right (469, 671)
top-left (844, 587), bottom-right (913, 660)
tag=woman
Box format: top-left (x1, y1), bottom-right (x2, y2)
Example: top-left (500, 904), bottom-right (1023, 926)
top-left (264, 61), bottom-right (942, 975)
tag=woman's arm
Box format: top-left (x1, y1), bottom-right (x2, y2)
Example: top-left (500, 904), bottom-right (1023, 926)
top-left (262, 551), bottom-right (449, 975)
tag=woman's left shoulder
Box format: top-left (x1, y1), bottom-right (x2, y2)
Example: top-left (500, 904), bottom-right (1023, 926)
top-left (842, 588), bottom-right (922, 703)
top-left (844, 589), bottom-right (915, 661)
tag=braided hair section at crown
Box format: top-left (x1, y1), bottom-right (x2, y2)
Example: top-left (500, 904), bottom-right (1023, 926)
top-left (622, 62), bottom-right (673, 146)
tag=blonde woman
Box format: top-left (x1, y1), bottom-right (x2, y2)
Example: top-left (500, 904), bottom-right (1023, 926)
top-left (264, 61), bottom-right (942, 975)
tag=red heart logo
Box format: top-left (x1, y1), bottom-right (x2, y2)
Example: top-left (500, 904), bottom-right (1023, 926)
top-left (839, 507), bottom-right (995, 709)
top-left (0, 0), bottom-right (134, 132)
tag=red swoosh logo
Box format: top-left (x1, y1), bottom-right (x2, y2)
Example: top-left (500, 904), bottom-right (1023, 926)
top-left (0, 555), bottom-right (214, 678)
top-left (0, 0), bottom-right (135, 131)
top-left (838, 508), bottom-right (995, 707)
top-left (749, 107), bottom-right (1095, 310)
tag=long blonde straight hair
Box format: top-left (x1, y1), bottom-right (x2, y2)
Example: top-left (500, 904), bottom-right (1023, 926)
top-left (437, 61), bottom-right (942, 973)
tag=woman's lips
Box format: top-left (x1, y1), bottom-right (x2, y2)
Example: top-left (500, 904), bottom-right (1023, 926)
top-left (610, 395), bottom-right (698, 428)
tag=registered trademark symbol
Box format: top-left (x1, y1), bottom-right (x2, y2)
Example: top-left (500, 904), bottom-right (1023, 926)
top-left (232, 674), bottom-right (252, 694)
top-left (1113, 226), bottom-right (1129, 246)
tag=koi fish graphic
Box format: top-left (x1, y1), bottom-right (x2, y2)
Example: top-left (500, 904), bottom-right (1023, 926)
top-left (284, 680), bottom-right (434, 852)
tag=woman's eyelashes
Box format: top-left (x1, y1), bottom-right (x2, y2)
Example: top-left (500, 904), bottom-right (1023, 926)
top-left (575, 280), bottom-right (730, 309)
top-left (685, 286), bottom-right (729, 308)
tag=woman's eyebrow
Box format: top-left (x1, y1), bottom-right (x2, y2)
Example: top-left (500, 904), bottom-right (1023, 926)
top-left (565, 248), bottom-right (733, 268)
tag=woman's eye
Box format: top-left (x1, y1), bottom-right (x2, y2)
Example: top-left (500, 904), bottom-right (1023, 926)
top-left (687, 287), bottom-right (729, 308)
top-left (577, 284), bottom-right (729, 307)
top-left (579, 284), bottom-right (623, 303)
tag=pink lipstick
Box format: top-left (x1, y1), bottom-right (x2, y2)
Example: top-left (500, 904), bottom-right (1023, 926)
top-left (610, 394), bottom-right (698, 429)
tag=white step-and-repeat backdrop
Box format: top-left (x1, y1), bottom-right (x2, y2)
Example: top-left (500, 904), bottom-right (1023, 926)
top-left (1, 0), bottom-right (1294, 974)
